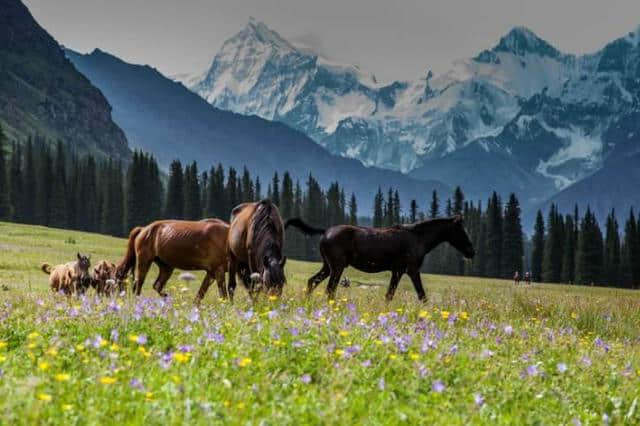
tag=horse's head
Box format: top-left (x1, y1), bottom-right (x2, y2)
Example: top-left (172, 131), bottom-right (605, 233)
top-left (262, 255), bottom-right (287, 296)
top-left (76, 253), bottom-right (91, 273)
top-left (447, 216), bottom-right (475, 259)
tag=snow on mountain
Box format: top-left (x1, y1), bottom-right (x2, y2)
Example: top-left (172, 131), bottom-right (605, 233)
top-left (183, 20), bottom-right (640, 206)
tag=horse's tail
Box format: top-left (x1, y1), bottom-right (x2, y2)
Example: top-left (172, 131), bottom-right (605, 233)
top-left (41, 263), bottom-right (52, 275)
top-left (115, 226), bottom-right (143, 280)
top-left (284, 218), bottom-right (326, 236)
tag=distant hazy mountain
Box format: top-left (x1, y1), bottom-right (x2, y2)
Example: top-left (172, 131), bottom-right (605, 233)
top-left (0, 0), bottom-right (128, 159)
top-left (66, 49), bottom-right (449, 209)
top-left (183, 19), bottom-right (640, 208)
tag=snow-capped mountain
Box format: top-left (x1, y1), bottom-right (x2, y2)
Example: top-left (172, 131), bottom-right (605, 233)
top-left (181, 19), bottom-right (640, 206)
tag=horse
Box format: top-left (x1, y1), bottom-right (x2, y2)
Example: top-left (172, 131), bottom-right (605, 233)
top-left (91, 260), bottom-right (119, 296)
top-left (41, 253), bottom-right (92, 295)
top-left (227, 199), bottom-right (287, 300)
top-left (115, 219), bottom-right (230, 303)
top-left (285, 215), bottom-right (475, 301)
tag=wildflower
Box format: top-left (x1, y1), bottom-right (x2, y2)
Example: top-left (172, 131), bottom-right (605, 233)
top-left (0, 355), bottom-right (6, 363)
top-left (361, 359), bottom-right (372, 368)
top-left (36, 393), bottom-right (52, 402)
top-left (55, 373), bottom-right (70, 382)
top-left (335, 349), bottom-right (344, 357)
top-left (110, 343), bottom-right (120, 352)
top-left (172, 352), bottom-right (190, 363)
top-left (581, 356), bottom-right (592, 368)
top-left (145, 392), bottom-right (154, 401)
top-left (440, 311), bottom-right (450, 320)
top-left (526, 365), bottom-right (539, 377)
top-left (300, 374), bottom-right (312, 384)
top-left (378, 378), bottom-right (385, 390)
top-left (571, 312), bottom-right (578, 319)
top-left (75, 344), bottom-right (85, 352)
top-left (268, 295), bottom-right (278, 301)
top-left (474, 393), bottom-right (485, 406)
top-left (27, 332), bottom-right (41, 340)
top-left (556, 363), bottom-right (568, 373)
top-left (0, 341), bottom-right (7, 349)
top-left (130, 378), bottom-right (144, 391)
top-left (460, 311), bottom-right (469, 321)
top-left (418, 310), bottom-right (430, 319)
top-left (136, 335), bottom-right (148, 345)
top-left (432, 380), bottom-right (445, 393)
top-left (38, 361), bottom-right (49, 371)
top-left (62, 404), bottom-right (73, 411)
top-left (503, 325), bottom-right (513, 335)
top-left (339, 330), bottom-right (349, 337)
top-left (237, 357), bottom-right (252, 367)
top-left (99, 376), bottom-right (117, 385)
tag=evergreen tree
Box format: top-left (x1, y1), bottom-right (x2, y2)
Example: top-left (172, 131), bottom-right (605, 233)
top-left (255, 176), bottom-right (262, 201)
top-left (620, 209), bottom-right (639, 288)
top-left (561, 214), bottom-right (577, 284)
top-left (501, 193), bottom-right (523, 277)
top-left (9, 142), bottom-right (23, 221)
top-left (485, 192), bottom-right (503, 277)
top-left (126, 151), bottom-right (147, 230)
top-left (409, 199), bottom-right (418, 223)
top-left (207, 164), bottom-right (225, 219)
top-left (271, 172), bottom-right (280, 206)
top-left (531, 210), bottom-right (545, 282)
top-left (393, 190), bottom-right (401, 224)
top-left (348, 193), bottom-right (358, 225)
top-left (241, 167), bottom-right (254, 202)
top-left (429, 190), bottom-right (439, 219)
top-left (101, 160), bottom-right (124, 236)
top-left (23, 138), bottom-right (36, 224)
top-left (0, 125), bottom-right (9, 220)
top-left (183, 161), bottom-right (201, 220)
top-left (226, 167), bottom-right (238, 215)
top-left (373, 187), bottom-right (384, 227)
top-left (34, 143), bottom-right (52, 226)
top-left (603, 209), bottom-right (620, 286)
top-left (48, 140), bottom-right (67, 228)
top-left (542, 204), bottom-right (564, 283)
top-left (280, 172), bottom-right (294, 219)
top-left (575, 207), bottom-right (603, 285)
top-left (384, 188), bottom-right (394, 226)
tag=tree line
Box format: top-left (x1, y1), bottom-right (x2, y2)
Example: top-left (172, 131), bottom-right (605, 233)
top-left (530, 205), bottom-right (640, 288)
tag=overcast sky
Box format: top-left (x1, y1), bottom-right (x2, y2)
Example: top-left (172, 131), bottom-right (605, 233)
top-left (23, 0), bottom-right (640, 83)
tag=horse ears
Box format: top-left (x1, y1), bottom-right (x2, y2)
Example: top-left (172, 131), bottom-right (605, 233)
top-left (280, 256), bottom-right (287, 268)
top-left (77, 252), bottom-right (81, 260)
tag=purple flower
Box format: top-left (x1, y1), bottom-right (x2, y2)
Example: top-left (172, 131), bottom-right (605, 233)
top-left (206, 333), bottom-right (224, 344)
top-left (178, 345), bottom-right (193, 353)
top-left (417, 364), bottom-right (430, 378)
top-left (136, 334), bottom-right (147, 345)
top-left (581, 356), bottom-right (592, 368)
top-left (267, 310), bottom-right (278, 320)
top-left (361, 359), bottom-right (371, 368)
top-left (474, 393), bottom-right (485, 406)
top-left (189, 308), bottom-right (200, 323)
top-left (129, 378), bottom-right (144, 391)
top-left (292, 340), bottom-right (303, 348)
top-left (480, 348), bottom-right (494, 359)
top-left (526, 365), bottom-right (539, 377)
top-left (110, 329), bottom-right (119, 342)
top-left (378, 378), bottom-right (385, 390)
top-left (503, 325), bottom-right (513, 335)
top-left (242, 310), bottom-right (254, 321)
top-left (300, 374), bottom-right (311, 384)
top-left (556, 363), bottom-right (568, 373)
top-left (431, 380), bottom-right (445, 393)
top-left (289, 327), bottom-right (299, 337)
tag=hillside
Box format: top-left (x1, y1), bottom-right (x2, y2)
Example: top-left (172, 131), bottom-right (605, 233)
top-left (66, 48), bottom-right (449, 208)
top-left (0, 0), bottom-right (129, 159)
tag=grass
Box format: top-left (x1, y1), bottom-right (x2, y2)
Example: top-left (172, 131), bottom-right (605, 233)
top-left (0, 221), bottom-right (639, 424)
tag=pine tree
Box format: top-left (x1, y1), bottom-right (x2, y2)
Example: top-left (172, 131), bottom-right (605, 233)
top-left (207, 165), bottom-right (225, 219)
top-left (485, 192), bottom-right (503, 277)
top-left (348, 193), bottom-right (358, 225)
top-left (409, 199), bottom-right (418, 223)
top-left (373, 187), bottom-right (384, 227)
top-left (101, 160), bottom-right (124, 236)
top-left (531, 210), bottom-right (545, 282)
top-left (429, 190), bottom-right (439, 219)
top-left (542, 204), bottom-right (564, 283)
top-left (34, 143), bottom-right (52, 226)
top-left (393, 190), bottom-right (401, 224)
top-left (165, 160), bottom-right (184, 219)
top-left (22, 138), bottom-right (36, 224)
top-left (183, 161), bottom-right (201, 220)
top-left (501, 193), bottom-right (523, 277)
top-left (603, 209), bottom-right (620, 286)
top-left (575, 207), bottom-right (603, 285)
top-left (271, 172), bottom-right (280, 206)
top-left (255, 176), bottom-right (262, 201)
top-left (9, 142), bottom-right (23, 221)
top-left (48, 140), bottom-right (67, 228)
top-left (561, 214), bottom-right (577, 284)
top-left (620, 209), bottom-right (639, 288)
top-left (226, 167), bottom-right (238, 215)
top-left (280, 172), bottom-right (294, 219)
top-left (200, 171), bottom-right (209, 217)
top-left (241, 167), bottom-right (254, 202)
top-left (0, 125), bottom-right (10, 220)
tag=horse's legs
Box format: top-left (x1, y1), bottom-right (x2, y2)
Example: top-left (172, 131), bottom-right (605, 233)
top-left (326, 264), bottom-right (345, 301)
top-left (228, 253), bottom-right (238, 302)
top-left (152, 262), bottom-right (173, 297)
top-left (307, 262), bottom-right (330, 295)
top-left (194, 272), bottom-right (213, 304)
top-left (385, 270), bottom-right (404, 302)
top-left (215, 267), bottom-right (227, 300)
top-left (407, 267), bottom-right (426, 302)
top-left (134, 258), bottom-right (153, 296)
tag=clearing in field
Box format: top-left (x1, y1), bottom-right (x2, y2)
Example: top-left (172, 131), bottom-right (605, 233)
top-left (0, 222), bottom-right (639, 424)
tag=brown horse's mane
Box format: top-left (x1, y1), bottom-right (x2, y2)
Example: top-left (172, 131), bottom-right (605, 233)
top-left (250, 200), bottom-right (283, 269)
top-left (399, 216), bottom-right (459, 233)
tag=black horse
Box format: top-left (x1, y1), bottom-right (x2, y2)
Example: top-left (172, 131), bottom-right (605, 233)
top-left (285, 216), bottom-right (475, 301)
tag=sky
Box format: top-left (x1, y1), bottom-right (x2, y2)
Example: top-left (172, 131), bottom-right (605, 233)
top-left (23, 0), bottom-right (640, 83)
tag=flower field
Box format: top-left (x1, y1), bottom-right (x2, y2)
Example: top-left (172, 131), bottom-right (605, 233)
top-left (0, 222), bottom-right (639, 424)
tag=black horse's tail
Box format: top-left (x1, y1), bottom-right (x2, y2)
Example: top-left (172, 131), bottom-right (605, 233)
top-left (284, 218), bottom-right (326, 236)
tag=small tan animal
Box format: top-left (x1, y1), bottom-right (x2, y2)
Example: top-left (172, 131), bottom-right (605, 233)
top-left (41, 253), bottom-right (92, 295)
top-left (91, 260), bottom-right (119, 296)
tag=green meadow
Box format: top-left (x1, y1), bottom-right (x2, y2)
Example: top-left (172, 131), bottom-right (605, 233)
top-left (0, 221), bottom-right (639, 424)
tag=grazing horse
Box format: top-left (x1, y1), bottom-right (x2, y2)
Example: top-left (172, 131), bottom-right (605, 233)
top-left (91, 260), bottom-right (119, 296)
top-left (285, 216), bottom-right (475, 301)
top-left (41, 253), bottom-right (92, 295)
top-left (227, 199), bottom-right (287, 300)
top-left (115, 219), bottom-right (229, 303)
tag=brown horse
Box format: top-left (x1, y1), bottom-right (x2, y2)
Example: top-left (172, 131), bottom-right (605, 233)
top-left (91, 260), bottom-right (119, 296)
top-left (285, 216), bottom-right (475, 301)
top-left (227, 199), bottom-right (287, 300)
top-left (115, 219), bottom-right (229, 302)
top-left (41, 253), bottom-right (92, 295)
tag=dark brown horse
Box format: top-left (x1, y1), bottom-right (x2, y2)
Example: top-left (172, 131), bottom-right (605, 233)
top-left (227, 199), bottom-right (287, 300)
top-left (115, 219), bottom-right (229, 302)
top-left (285, 216), bottom-right (475, 301)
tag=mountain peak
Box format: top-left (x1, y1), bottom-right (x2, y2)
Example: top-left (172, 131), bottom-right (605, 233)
top-left (238, 17), bottom-right (295, 52)
top-left (493, 26), bottom-right (560, 58)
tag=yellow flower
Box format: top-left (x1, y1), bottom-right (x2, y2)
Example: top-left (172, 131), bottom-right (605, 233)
top-left (0, 355), bottom-right (6, 362)
top-left (441, 311), bottom-right (450, 320)
top-left (99, 376), bottom-right (117, 385)
top-left (237, 357), bottom-right (252, 367)
top-left (460, 312), bottom-right (469, 321)
top-left (236, 402), bottom-right (245, 409)
top-left (110, 343), bottom-right (120, 352)
top-left (223, 400), bottom-right (231, 407)
top-left (172, 352), bottom-right (190, 363)
top-left (75, 344), bottom-right (85, 352)
top-left (375, 339), bottom-right (383, 345)
top-left (128, 334), bottom-right (139, 343)
top-left (27, 343), bottom-right (37, 349)
top-left (328, 300), bottom-right (335, 306)
top-left (409, 352), bottom-right (420, 361)
top-left (335, 349), bottom-right (344, 356)
top-left (145, 392), bottom-right (154, 401)
top-left (339, 330), bottom-right (349, 337)
top-left (62, 404), bottom-right (73, 411)
top-left (171, 375), bottom-right (181, 384)
top-left (0, 341), bottom-right (7, 349)
top-left (418, 310), bottom-right (429, 319)
top-left (27, 332), bottom-right (40, 340)
top-left (571, 312), bottom-right (578, 319)
top-left (138, 347), bottom-right (151, 358)
top-left (37, 393), bottom-right (52, 402)
top-left (46, 347), bottom-right (58, 357)
top-left (389, 354), bottom-right (398, 360)
top-left (268, 295), bottom-right (278, 301)
top-left (54, 373), bottom-right (70, 382)
top-left (38, 361), bottom-right (49, 371)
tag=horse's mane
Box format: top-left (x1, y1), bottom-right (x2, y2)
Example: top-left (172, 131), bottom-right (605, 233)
top-left (400, 216), bottom-right (458, 233)
top-left (250, 200), bottom-right (283, 269)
